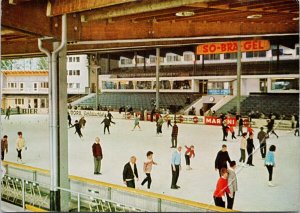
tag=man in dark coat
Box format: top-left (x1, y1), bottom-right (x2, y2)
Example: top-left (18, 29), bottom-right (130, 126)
top-left (123, 156), bottom-right (139, 188)
top-left (257, 127), bottom-right (268, 158)
top-left (215, 144), bottom-right (231, 176)
top-left (171, 121), bottom-right (178, 148)
top-left (70, 120), bottom-right (83, 138)
top-left (101, 115), bottom-right (114, 134)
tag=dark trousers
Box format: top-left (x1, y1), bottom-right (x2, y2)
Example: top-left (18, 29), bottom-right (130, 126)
top-left (157, 125), bottom-right (162, 134)
top-left (68, 119), bottom-right (72, 127)
top-left (17, 149), bottom-right (22, 159)
top-left (167, 120), bottom-right (172, 128)
top-left (260, 143), bottom-right (266, 158)
top-left (76, 129), bottom-right (83, 137)
top-left (239, 149), bottom-right (246, 163)
top-left (213, 196), bottom-right (225, 208)
top-left (238, 125), bottom-right (243, 136)
top-left (222, 127), bottom-right (227, 140)
top-left (185, 155), bottom-right (190, 166)
top-left (294, 129), bottom-right (299, 136)
top-left (141, 173), bottom-right (152, 189)
top-left (1, 151), bottom-right (5, 160)
top-left (246, 148), bottom-right (253, 165)
top-left (267, 129), bottom-right (278, 137)
top-left (104, 125), bottom-right (110, 134)
top-left (226, 192), bottom-right (235, 209)
top-left (126, 180), bottom-right (135, 188)
top-left (171, 165), bottom-right (180, 187)
top-left (266, 165), bottom-right (273, 181)
top-left (171, 136), bottom-right (177, 147)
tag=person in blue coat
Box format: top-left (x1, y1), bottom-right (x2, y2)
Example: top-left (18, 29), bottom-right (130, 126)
top-left (265, 145), bottom-right (276, 187)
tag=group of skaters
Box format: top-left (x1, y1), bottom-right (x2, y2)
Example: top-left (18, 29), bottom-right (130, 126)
top-left (1, 131), bottom-right (27, 164)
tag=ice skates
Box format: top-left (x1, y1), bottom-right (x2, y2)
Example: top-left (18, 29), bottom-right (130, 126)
top-left (268, 181), bottom-right (275, 187)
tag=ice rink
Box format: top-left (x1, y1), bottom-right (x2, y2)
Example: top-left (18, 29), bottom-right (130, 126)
top-left (1, 114), bottom-right (300, 212)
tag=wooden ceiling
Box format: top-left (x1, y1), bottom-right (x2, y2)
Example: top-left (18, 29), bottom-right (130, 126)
top-left (1, 0), bottom-right (299, 58)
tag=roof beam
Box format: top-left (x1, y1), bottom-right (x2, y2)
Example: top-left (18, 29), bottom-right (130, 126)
top-left (1, 0), bottom-right (52, 37)
top-left (79, 0), bottom-right (218, 22)
top-left (48, 0), bottom-right (138, 17)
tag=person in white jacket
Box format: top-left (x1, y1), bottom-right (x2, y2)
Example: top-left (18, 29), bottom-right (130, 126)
top-left (239, 132), bottom-right (247, 167)
top-left (226, 161), bottom-right (238, 209)
top-left (16, 131), bottom-right (26, 164)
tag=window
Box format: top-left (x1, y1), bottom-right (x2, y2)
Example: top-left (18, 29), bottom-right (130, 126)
top-left (136, 81), bottom-right (152, 89)
top-left (149, 57), bottom-right (156, 63)
top-left (33, 83), bottom-right (38, 91)
top-left (166, 55), bottom-right (181, 62)
top-left (271, 78), bottom-right (299, 91)
top-left (172, 80), bottom-right (191, 90)
top-left (203, 54), bottom-right (220, 60)
top-left (183, 54), bottom-right (194, 61)
top-left (76, 83), bottom-right (80, 88)
top-left (68, 70), bottom-right (72, 75)
top-left (296, 47), bottom-right (299, 55)
top-left (120, 58), bottom-right (133, 65)
top-left (40, 82), bottom-right (48, 88)
top-left (15, 98), bottom-right (24, 105)
top-left (76, 70), bottom-right (80, 75)
top-left (246, 51), bottom-right (266, 58)
top-left (8, 82), bottom-right (17, 88)
top-left (136, 57), bottom-right (145, 64)
top-left (40, 99), bottom-right (46, 108)
top-left (69, 57), bottom-right (72, 62)
top-left (19, 83), bottom-right (24, 91)
top-left (224, 53), bottom-right (237, 59)
top-left (76, 57), bottom-right (80, 62)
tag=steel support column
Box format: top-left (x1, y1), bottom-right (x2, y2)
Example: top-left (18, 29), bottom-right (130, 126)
top-left (155, 48), bottom-right (160, 110)
top-left (236, 40), bottom-right (242, 115)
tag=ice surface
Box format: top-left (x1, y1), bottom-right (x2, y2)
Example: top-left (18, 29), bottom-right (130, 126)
top-left (1, 114), bottom-right (300, 211)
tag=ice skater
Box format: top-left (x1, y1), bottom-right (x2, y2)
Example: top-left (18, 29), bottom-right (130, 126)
top-left (92, 137), bottom-right (103, 175)
top-left (226, 161), bottom-right (238, 209)
top-left (141, 151), bottom-right (157, 189)
top-left (171, 146), bottom-right (182, 189)
top-left (246, 133), bottom-right (255, 166)
top-left (257, 127), bottom-right (268, 159)
top-left (107, 110), bottom-right (114, 123)
top-left (213, 168), bottom-right (232, 208)
top-left (294, 117), bottom-right (299, 136)
top-left (266, 119), bottom-right (279, 138)
top-left (165, 115), bottom-right (172, 128)
top-left (265, 145), bottom-right (276, 187)
top-left (184, 145), bottom-right (195, 170)
top-left (16, 131), bottom-right (26, 164)
top-left (227, 126), bottom-right (236, 139)
top-left (239, 133), bottom-right (247, 167)
top-left (215, 144), bottom-right (231, 176)
top-left (1, 135), bottom-right (8, 160)
top-left (79, 116), bottom-right (86, 129)
top-left (4, 106), bottom-right (11, 120)
top-left (237, 117), bottom-right (243, 136)
top-left (247, 124), bottom-right (254, 136)
top-left (67, 112), bottom-right (72, 127)
top-left (222, 118), bottom-right (229, 141)
top-left (132, 115), bottom-right (141, 131)
top-left (170, 121), bottom-right (178, 148)
top-left (123, 156), bottom-right (139, 188)
top-left (156, 115), bottom-right (164, 135)
top-left (101, 115), bottom-right (115, 134)
top-left (70, 120), bottom-right (83, 138)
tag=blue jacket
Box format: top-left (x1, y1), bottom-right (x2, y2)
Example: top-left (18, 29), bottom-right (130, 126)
top-left (265, 151), bottom-right (275, 166)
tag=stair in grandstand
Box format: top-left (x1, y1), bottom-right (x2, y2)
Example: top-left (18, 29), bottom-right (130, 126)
top-left (216, 96), bottom-right (247, 115)
top-left (74, 92), bottom-right (201, 112)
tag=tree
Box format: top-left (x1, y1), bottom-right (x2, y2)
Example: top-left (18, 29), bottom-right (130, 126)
top-left (0, 59), bottom-right (14, 70)
top-left (37, 57), bottom-right (49, 70)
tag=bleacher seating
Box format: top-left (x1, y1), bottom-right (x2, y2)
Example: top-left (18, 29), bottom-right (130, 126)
top-left (77, 92), bottom-right (201, 111)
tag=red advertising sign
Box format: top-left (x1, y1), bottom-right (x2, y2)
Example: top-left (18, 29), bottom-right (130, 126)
top-left (193, 116), bottom-right (198, 124)
top-left (197, 40), bottom-right (270, 55)
top-left (204, 116), bottom-right (237, 126)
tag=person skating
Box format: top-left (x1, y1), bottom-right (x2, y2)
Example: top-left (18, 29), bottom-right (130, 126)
top-left (170, 121), bottom-right (178, 148)
top-left (79, 116), bottom-right (86, 129)
top-left (246, 133), bottom-right (255, 166)
top-left (16, 132), bottom-right (26, 164)
top-left (171, 146), bottom-right (182, 189)
top-left (92, 137), bottom-right (103, 175)
top-left (165, 115), bottom-right (172, 128)
top-left (1, 135), bottom-right (8, 160)
top-left (239, 133), bottom-right (247, 167)
top-left (294, 117), bottom-right (299, 136)
top-left (132, 115), bottom-right (141, 131)
top-left (214, 144), bottom-right (231, 176)
top-left (70, 120), bottom-right (83, 138)
top-left (213, 168), bottom-right (232, 208)
top-left (265, 145), bottom-right (276, 187)
top-left (247, 124), bottom-right (254, 136)
top-left (141, 151), bottom-right (157, 190)
top-left (156, 115), bottom-right (164, 136)
top-left (237, 117), bottom-right (243, 136)
top-left (101, 115), bottom-right (115, 134)
top-left (4, 106), bottom-right (11, 120)
top-left (228, 126), bottom-right (236, 139)
top-left (123, 156), bottom-right (139, 188)
top-left (226, 161), bottom-right (238, 209)
top-left (266, 119), bottom-right (279, 138)
top-left (184, 145), bottom-right (195, 170)
top-left (67, 112), bottom-right (72, 127)
top-left (257, 127), bottom-right (268, 158)
top-left (220, 114), bottom-right (228, 141)
top-left (107, 110), bottom-right (115, 124)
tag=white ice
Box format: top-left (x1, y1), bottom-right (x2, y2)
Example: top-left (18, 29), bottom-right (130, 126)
top-left (1, 114), bottom-right (300, 212)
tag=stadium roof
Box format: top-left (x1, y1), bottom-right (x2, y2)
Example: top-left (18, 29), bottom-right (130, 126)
top-left (1, 0), bottom-right (299, 58)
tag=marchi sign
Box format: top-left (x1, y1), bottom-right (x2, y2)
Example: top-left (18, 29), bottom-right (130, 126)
top-left (197, 40), bottom-right (270, 55)
top-left (204, 116), bottom-right (237, 126)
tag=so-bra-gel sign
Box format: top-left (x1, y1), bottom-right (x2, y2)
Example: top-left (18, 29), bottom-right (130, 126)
top-left (197, 40), bottom-right (270, 55)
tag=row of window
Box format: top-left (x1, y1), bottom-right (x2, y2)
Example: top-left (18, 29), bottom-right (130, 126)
top-left (120, 48), bottom-right (299, 65)
top-left (68, 83), bottom-right (80, 89)
top-left (13, 98), bottom-right (48, 108)
top-left (68, 70), bottom-right (80, 76)
top-left (7, 82), bottom-right (48, 89)
top-left (68, 56), bottom-right (80, 63)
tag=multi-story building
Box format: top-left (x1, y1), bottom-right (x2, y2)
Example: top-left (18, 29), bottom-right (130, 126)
top-left (1, 55), bottom-right (89, 109)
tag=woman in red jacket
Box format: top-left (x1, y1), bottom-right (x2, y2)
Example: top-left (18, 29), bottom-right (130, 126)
top-left (213, 168), bottom-right (232, 208)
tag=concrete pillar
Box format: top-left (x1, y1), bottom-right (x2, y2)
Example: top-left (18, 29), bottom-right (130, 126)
top-left (155, 48), bottom-right (160, 110)
top-left (236, 40), bottom-right (242, 115)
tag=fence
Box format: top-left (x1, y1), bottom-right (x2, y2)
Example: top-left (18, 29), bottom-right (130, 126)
top-left (2, 161), bottom-right (237, 212)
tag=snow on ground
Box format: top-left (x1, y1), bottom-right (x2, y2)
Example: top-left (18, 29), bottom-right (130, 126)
top-left (1, 114), bottom-right (300, 211)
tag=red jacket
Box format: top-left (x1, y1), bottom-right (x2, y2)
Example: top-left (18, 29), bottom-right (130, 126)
top-left (213, 177), bottom-right (230, 197)
top-left (92, 143), bottom-right (103, 158)
top-left (247, 127), bottom-right (254, 135)
top-left (185, 146), bottom-right (195, 158)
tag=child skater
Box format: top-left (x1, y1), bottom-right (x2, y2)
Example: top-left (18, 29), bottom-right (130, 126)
top-left (132, 115), bottom-right (141, 131)
top-left (70, 120), bottom-right (83, 138)
top-left (141, 151), bottom-right (157, 190)
top-left (227, 125), bottom-right (237, 139)
top-left (184, 145), bottom-right (195, 170)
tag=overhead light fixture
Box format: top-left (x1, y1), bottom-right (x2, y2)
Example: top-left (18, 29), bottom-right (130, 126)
top-left (175, 11), bottom-right (195, 17)
top-left (247, 14), bottom-right (262, 19)
top-left (292, 17), bottom-right (299, 21)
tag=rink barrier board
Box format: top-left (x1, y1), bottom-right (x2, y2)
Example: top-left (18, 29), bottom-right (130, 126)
top-left (3, 161), bottom-right (237, 212)
top-left (25, 204), bottom-right (48, 212)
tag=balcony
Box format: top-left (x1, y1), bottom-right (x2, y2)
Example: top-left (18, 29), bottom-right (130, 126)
top-left (1, 88), bottom-right (49, 94)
